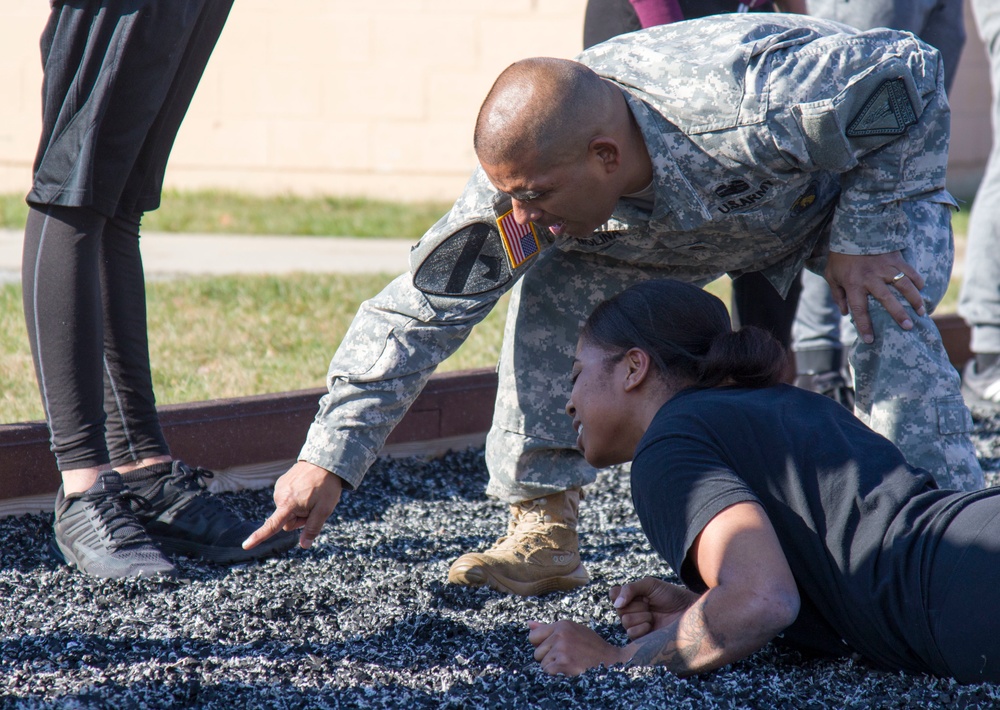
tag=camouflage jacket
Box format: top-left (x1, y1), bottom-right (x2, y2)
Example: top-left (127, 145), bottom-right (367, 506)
top-left (300, 13), bottom-right (955, 488)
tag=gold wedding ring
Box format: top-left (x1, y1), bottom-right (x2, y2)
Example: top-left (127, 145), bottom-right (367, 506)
top-left (890, 272), bottom-right (906, 283)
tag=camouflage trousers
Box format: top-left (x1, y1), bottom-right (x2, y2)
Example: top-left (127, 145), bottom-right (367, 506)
top-left (485, 200), bottom-right (983, 503)
top-left (852, 199), bottom-right (983, 492)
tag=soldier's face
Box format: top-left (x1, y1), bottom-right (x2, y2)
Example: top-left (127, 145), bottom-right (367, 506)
top-left (481, 152), bottom-right (621, 239)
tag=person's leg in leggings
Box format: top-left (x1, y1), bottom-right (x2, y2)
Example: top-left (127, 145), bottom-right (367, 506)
top-left (98, 211), bottom-right (171, 469)
top-left (22, 1), bottom-right (233, 490)
top-left (21, 205), bottom-right (112, 493)
top-left (100, 0), bottom-right (233, 473)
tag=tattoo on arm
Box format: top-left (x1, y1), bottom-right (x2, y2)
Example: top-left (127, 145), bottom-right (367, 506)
top-left (627, 598), bottom-right (723, 675)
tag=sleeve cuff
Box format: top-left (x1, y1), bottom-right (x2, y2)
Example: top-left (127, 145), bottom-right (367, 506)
top-left (298, 424), bottom-right (377, 491)
top-left (828, 206), bottom-right (908, 255)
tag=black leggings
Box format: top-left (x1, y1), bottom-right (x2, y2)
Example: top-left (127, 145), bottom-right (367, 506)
top-left (22, 0), bottom-right (233, 471)
top-left (22, 205), bottom-right (169, 470)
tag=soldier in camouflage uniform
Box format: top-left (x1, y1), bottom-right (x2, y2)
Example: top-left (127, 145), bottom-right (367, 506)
top-left (245, 13), bottom-right (984, 596)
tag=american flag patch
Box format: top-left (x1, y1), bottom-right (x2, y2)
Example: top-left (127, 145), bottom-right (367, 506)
top-left (496, 209), bottom-right (540, 269)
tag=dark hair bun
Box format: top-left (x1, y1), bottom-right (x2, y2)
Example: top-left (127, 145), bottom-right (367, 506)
top-left (699, 326), bottom-right (786, 389)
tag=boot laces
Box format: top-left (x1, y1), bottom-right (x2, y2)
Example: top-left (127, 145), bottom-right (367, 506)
top-left (510, 497), bottom-right (554, 534)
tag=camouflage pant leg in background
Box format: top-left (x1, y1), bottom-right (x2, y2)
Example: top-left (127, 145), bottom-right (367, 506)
top-left (484, 248), bottom-right (691, 503)
top-left (851, 199), bottom-right (984, 491)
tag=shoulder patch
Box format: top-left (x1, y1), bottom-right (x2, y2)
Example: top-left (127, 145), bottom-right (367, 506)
top-left (412, 222), bottom-right (513, 297)
top-left (847, 78), bottom-right (917, 137)
top-left (496, 210), bottom-right (540, 269)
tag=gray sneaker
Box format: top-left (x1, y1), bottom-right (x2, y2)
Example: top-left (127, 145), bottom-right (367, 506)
top-left (121, 460), bottom-right (297, 564)
top-left (52, 471), bottom-right (176, 579)
top-left (961, 358), bottom-right (1000, 414)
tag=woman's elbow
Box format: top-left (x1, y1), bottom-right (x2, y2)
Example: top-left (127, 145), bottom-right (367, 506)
top-left (761, 584), bottom-right (800, 636)
top-left (737, 581), bottom-right (799, 640)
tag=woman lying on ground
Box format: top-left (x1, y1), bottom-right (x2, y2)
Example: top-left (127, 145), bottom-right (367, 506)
top-left (528, 278), bottom-right (1000, 683)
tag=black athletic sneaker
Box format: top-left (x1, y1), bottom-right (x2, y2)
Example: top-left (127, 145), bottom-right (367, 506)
top-left (121, 460), bottom-right (297, 564)
top-left (52, 471), bottom-right (176, 579)
top-left (961, 359), bottom-right (1000, 414)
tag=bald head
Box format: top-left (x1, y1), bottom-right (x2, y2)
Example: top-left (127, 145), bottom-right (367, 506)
top-left (474, 58), bottom-right (618, 168)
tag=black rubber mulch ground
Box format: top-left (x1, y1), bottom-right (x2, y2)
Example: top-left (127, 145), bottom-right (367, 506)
top-left (2, 413), bottom-right (1000, 709)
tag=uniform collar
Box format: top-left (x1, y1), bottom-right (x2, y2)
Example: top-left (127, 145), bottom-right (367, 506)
top-left (618, 88), bottom-right (712, 230)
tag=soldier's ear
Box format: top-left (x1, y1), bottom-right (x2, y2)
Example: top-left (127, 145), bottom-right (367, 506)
top-left (589, 136), bottom-right (621, 173)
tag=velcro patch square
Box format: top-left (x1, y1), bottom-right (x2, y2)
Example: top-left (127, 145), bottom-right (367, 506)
top-left (496, 210), bottom-right (540, 269)
top-left (847, 78), bottom-right (917, 137)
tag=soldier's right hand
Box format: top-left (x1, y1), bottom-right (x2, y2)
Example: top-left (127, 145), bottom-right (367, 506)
top-left (242, 460), bottom-right (343, 550)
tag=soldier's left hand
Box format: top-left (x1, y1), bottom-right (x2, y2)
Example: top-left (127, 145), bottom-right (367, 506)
top-left (825, 251), bottom-right (926, 344)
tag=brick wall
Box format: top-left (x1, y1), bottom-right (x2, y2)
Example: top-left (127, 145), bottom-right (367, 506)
top-left (0, 0), bottom-right (989, 204)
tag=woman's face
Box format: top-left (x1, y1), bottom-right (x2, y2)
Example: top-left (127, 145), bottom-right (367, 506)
top-left (565, 337), bottom-right (635, 468)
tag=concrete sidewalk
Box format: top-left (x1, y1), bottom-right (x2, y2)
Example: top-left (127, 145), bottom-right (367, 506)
top-left (0, 227), bottom-right (967, 282)
top-left (0, 228), bottom-right (412, 281)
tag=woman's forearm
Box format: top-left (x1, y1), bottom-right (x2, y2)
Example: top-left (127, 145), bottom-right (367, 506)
top-left (621, 585), bottom-right (795, 675)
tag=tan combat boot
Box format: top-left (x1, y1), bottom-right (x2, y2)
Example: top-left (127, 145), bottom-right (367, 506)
top-left (447, 487), bottom-right (589, 596)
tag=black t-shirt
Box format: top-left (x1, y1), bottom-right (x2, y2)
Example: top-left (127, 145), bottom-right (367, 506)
top-left (630, 384), bottom-right (971, 674)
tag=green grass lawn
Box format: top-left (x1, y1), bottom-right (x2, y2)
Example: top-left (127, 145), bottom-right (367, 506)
top-left (0, 274), bottom-right (512, 424)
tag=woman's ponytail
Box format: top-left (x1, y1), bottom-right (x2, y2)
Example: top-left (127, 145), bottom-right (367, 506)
top-left (697, 326), bottom-right (787, 389)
